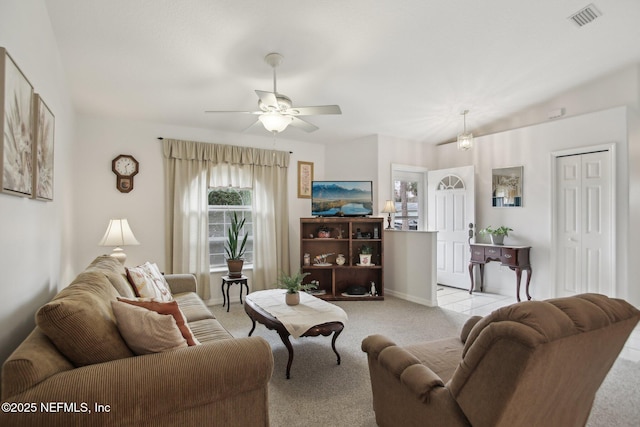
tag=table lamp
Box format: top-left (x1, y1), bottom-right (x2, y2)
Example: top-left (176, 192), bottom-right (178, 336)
top-left (381, 200), bottom-right (397, 230)
top-left (98, 218), bottom-right (140, 264)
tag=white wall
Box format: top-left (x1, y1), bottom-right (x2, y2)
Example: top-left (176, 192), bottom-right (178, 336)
top-left (434, 107), bottom-right (630, 302)
top-left (73, 115), bottom-right (326, 304)
top-left (0, 0), bottom-right (76, 365)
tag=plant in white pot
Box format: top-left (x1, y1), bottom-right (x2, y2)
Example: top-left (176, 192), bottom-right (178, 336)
top-left (275, 270), bottom-right (316, 305)
top-left (359, 244), bottom-right (373, 265)
top-left (225, 212), bottom-right (248, 278)
top-left (478, 225), bottom-right (513, 246)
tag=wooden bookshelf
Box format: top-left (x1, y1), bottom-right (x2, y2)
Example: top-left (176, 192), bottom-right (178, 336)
top-left (300, 217), bottom-right (384, 301)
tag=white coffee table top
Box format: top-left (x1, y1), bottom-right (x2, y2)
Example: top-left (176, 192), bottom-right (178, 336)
top-left (246, 289), bottom-right (348, 338)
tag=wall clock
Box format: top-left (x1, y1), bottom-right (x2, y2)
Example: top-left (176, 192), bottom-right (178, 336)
top-left (111, 154), bottom-right (139, 193)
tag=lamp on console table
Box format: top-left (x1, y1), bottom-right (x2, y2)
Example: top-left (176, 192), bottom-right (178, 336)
top-left (98, 218), bottom-right (140, 265)
top-left (381, 200), bottom-right (397, 230)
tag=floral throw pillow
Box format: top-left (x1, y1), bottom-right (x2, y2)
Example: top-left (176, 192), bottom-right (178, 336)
top-left (126, 262), bottom-right (173, 302)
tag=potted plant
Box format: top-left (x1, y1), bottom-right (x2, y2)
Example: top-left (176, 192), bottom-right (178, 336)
top-left (275, 270), bottom-right (316, 305)
top-left (478, 225), bottom-right (513, 246)
top-left (225, 212), bottom-right (248, 278)
top-left (359, 244), bottom-right (373, 266)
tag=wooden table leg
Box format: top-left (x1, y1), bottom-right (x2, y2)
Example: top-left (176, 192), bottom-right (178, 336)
top-left (468, 263), bottom-right (475, 294)
top-left (276, 329), bottom-right (295, 379)
top-left (515, 267), bottom-right (523, 302)
top-left (525, 267), bottom-right (532, 300)
top-left (331, 327), bottom-right (344, 365)
top-left (221, 280), bottom-right (227, 309)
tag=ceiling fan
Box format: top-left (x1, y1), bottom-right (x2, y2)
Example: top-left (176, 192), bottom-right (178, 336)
top-left (205, 52), bottom-right (341, 133)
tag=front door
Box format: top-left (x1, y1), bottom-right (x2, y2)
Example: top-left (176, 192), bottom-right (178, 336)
top-left (428, 166), bottom-right (475, 289)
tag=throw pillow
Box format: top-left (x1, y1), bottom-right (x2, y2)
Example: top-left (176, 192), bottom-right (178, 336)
top-left (111, 301), bottom-right (188, 355)
top-left (117, 298), bottom-right (200, 346)
top-left (126, 262), bottom-right (173, 301)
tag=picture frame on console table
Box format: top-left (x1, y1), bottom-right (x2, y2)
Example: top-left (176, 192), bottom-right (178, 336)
top-left (0, 47), bottom-right (35, 198)
top-left (297, 161), bottom-right (313, 198)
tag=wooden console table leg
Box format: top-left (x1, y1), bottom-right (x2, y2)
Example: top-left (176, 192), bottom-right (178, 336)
top-left (525, 267), bottom-right (532, 300)
top-left (479, 264), bottom-right (485, 292)
top-left (331, 327), bottom-right (344, 365)
top-left (468, 263), bottom-right (475, 294)
top-left (277, 329), bottom-right (295, 379)
top-left (514, 267), bottom-right (523, 302)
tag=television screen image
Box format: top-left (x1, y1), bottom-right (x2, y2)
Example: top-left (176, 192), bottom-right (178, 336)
top-left (311, 181), bottom-right (373, 217)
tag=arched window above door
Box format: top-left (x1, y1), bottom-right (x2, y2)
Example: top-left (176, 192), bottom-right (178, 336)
top-left (437, 175), bottom-right (465, 190)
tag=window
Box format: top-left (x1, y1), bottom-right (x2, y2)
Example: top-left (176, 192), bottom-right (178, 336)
top-left (208, 188), bottom-right (253, 268)
top-left (391, 164), bottom-right (427, 231)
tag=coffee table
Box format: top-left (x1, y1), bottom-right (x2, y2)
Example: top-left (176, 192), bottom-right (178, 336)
top-left (244, 290), bottom-right (346, 379)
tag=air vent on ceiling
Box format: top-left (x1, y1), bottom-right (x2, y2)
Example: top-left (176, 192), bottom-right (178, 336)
top-left (568, 4), bottom-right (602, 27)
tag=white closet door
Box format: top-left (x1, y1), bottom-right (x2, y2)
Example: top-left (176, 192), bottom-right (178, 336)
top-left (556, 151), bottom-right (612, 296)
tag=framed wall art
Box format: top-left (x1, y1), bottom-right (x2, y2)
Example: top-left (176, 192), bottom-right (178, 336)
top-left (492, 166), bottom-right (523, 207)
top-left (33, 94), bottom-right (54, 201)
top-left (297, 161), bottom-right (314, 198)
top-left (1, 47), bottom-right (34, 198)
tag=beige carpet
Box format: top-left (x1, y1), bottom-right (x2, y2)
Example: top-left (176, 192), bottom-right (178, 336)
top-left (211, 295), bottom-right (639, 427)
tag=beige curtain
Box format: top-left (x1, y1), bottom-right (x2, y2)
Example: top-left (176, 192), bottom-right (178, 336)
top-left (163, 139), bottom-right (290, 298)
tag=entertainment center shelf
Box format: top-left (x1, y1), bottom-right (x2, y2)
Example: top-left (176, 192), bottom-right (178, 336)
top-left (300, 217), bottom-right (384, 301)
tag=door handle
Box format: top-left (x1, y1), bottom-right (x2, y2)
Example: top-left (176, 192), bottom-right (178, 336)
top-left (567, 237), bottom-right (578, 242)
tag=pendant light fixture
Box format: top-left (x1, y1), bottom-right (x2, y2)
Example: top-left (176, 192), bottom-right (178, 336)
top-left (457, 110), bottom-right (473, 151)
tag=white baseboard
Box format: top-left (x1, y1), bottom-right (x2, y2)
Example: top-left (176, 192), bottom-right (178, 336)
top-left (384, 289), bottom-right (437, 307)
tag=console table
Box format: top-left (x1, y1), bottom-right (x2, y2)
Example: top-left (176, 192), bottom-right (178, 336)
top-left (469, 244), bottom-right (532, 301)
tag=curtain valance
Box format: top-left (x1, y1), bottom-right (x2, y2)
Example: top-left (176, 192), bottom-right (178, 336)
top-left (163, 139), bottom-right (290, 168)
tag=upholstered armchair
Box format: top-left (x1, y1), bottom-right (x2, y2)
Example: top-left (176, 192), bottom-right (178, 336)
top-left (362, 293), bottom-right (640, 427)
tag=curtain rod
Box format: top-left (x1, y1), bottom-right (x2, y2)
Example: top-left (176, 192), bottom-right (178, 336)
top-left (157, 137), bottom-right (293, 153)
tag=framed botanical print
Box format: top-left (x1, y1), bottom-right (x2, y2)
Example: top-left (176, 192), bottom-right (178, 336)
top-left (33, 94), bottom-right (54, 201)
top-left (297, 161), bottom-right (313, 198)
top-left (1, 47), bottom-right (34, 198)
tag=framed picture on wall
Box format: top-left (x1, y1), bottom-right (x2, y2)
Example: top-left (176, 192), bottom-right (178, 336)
top-left (33, 94), bottom-right (55, 201)
top-left (1, 47), bottom-right (34, 198)
top-left (492, 166), bottom-right (523, 207)
top-left (297, 161), bottom-right (314, 198)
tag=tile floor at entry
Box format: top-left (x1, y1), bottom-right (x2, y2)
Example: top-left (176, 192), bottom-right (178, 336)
top-left (437, 285), bottom-right (640, 363)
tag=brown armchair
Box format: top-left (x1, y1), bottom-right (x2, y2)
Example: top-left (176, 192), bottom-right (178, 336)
top-left (362, 293), bottom-right (639, 427)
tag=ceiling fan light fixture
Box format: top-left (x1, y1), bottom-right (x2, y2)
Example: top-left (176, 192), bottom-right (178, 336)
top-left (457, 110), bottom-right (473, 151)
top-left (259, 112), bottom-right (293, 133)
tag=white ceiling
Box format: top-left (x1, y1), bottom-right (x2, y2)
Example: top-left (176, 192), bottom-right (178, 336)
top-left (44, 0), bottom-right (640, 145)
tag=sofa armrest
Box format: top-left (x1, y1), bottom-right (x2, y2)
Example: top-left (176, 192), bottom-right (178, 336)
top-left (165, 273), bottom-right (197, 294)
top-left (0, 337), bottom-right (273, 427)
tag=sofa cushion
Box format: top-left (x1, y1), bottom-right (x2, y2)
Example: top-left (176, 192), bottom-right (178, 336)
top-left (36, 271), bottom-right (134, 367)
top-left (117, 297), bottom-right (200, 346)
top-left (173, 292), bottom-right (216, 322)
top-left (188, 318), bottom-right (234, 343)
top-left (126, 262), bottom-right (173, 301)
top-left (111, 300), bottom-right (188, 355)
top-left (87, 254), bottom-right (136, 298)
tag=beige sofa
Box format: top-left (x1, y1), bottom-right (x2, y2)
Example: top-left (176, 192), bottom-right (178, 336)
top-left (362, 293), bottom-right (640, 427)
top-left (1, 255), bottom-right (273, 426)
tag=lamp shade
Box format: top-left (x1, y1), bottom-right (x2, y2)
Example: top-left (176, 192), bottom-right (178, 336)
top-left (381, 200), bottom-right (397, 214)
top-left (99, 219), bottom-right (139, 264)
top-left (99, 219), bottom-right (140, 246)
top-left (259, 112), bottom-right (293, 133)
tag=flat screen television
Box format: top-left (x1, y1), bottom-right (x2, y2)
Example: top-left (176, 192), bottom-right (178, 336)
top-left (311, 181), bottom-right (373, 217)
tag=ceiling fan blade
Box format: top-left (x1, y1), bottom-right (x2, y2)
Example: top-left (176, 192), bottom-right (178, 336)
top-left (289, 116), bottom-right (319, 133)
top-left (204, 110), bottom-right (261, 114)
top-left (242, 120), bottom-right (263, 132)
top-left (255, 90), bottom-right (278, 109)
top-left (288, 105), bottom-right (342, 116)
